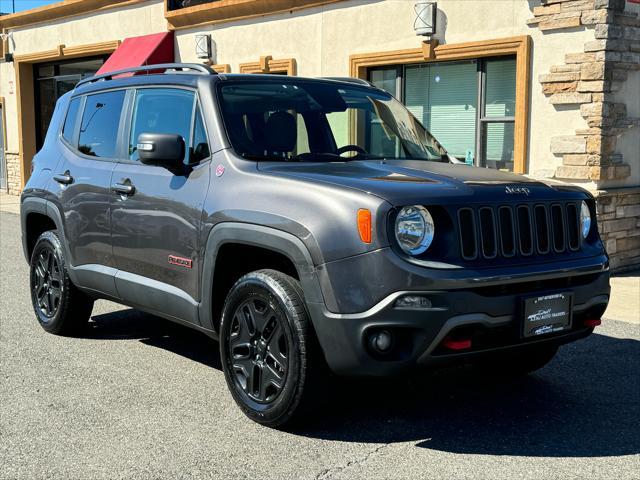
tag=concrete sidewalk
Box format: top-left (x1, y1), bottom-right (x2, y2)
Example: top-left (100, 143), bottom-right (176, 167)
top-left (1, 191), bottom-right (637, 324)
top-left (0, 192), bottom-right (20, 215)
top-left (606, 272), bottom-right (640, 325)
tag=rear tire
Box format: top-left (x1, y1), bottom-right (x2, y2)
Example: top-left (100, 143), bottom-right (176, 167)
top-left (478, 345), bottom-right (559, 376)
top-left (219, 269), bottom-right (323, 427)
top-left (29, 230), bottom-right (94, 335)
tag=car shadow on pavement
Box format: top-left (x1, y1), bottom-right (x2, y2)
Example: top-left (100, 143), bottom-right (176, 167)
top-left (86, 308), bottom-right (639, 458)
top-left (297, 332), bottom-right (640, 458)
top-left (87, 308), bottom-right (222, 370)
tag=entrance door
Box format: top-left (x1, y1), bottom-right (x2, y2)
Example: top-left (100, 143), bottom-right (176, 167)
top-left (0, 103), bottom-right (5, 190)
top-left (35, 57), bottom-right (106, 152)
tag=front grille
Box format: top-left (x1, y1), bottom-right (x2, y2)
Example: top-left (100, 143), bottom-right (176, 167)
top-left (457, 202), bottom-right (582, 261)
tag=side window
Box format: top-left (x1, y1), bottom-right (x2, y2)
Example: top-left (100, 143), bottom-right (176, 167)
top-left (129, 88), bottom-right (195, 162)
top-left (191, 103), bottom-right (210, 163)
top-left (78, 90), bottom-right (126, 158)
top-left (62, 97), bottom-right (81, 145)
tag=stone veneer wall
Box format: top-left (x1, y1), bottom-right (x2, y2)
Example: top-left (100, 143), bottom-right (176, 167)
top-left (528, 0), bottom-right (640, 271)
top-left (5, 153), bottom-right (21, 195)
top-left (596, 188), bottom-right (640, 270)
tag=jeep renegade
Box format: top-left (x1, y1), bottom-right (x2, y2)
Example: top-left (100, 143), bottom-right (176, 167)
top-left (21, 64), bottom-right (610, 427)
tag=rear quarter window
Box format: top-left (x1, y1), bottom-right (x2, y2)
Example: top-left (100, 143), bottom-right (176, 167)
top-left (62, 98), bottom-right (81, 145)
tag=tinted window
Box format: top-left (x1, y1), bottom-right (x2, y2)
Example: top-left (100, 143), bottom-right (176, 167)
top-left (78, 90), bottom-right (125, 158)
top-left (191, 103), bottom-right (210, 163)
top-left (62, 97), bottom-right (81, 145)
top-left (218, 81), bottom-right (447, 162)
top-left (129, 88), bottom-right (194, 162)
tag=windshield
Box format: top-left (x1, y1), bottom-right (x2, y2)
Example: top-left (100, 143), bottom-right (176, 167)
top-left (217, 80), bottom-right (449, 162)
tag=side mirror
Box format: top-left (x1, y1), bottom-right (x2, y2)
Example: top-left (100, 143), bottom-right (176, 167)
top-left (137, 133), bottom-right (185, 170)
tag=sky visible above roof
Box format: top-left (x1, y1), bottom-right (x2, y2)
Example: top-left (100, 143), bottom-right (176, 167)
top-left (0, 0), bottom-right (59, 14)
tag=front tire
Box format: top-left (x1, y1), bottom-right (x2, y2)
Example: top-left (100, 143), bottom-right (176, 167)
top-left (29, 230), bottom-right (94, 335)
top-left (220, 269), bottom-right (319, 427)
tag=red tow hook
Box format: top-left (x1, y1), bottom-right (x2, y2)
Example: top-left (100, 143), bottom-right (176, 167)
top-left (584, 318), bottom-right (602, 328)
top-left (442, 337), bottom-right (472, 351)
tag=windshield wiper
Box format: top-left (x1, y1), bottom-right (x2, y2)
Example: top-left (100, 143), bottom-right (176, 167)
top-left (240, 153), bottom-right (292, 162)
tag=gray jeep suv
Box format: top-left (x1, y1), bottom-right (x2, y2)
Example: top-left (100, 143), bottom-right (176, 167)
top-left (21, 64), bottom-right (610, 427)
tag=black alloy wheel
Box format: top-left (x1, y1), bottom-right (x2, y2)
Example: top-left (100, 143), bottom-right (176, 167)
top-left (220, 269), bottom-right (322, 427)
top-left (29, 230), bottom-right (94, 335)
top-left (32, 245), bottom-right (63, 318)
top-left (228, 296), bottom-right (289, 404)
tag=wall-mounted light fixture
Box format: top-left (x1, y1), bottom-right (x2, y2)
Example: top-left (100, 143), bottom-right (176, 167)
top-left (1, 32), bottom-right (15, 62)
top-left (414, 1), bottom-right (437, 37)
top-left (195, 34), bottom-right (211, 60)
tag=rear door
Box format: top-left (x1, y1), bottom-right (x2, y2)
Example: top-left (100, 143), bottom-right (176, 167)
top-left (110, 87), bottom-right (211, 322)
top-left (50, 90), bottom-right (126, 296)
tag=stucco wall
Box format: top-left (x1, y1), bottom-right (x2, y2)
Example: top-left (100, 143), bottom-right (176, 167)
top-left (0, 0), bottom-right (621, 191)
top-left (174, 0), bottom-right (592, 182)
top-left (0, 0), bottom-right (166, 155)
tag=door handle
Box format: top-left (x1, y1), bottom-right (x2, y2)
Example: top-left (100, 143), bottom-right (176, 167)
top-left (53, 171), bottom-right (73, 185)
top-left (111, 182), bottom-right (136, 196)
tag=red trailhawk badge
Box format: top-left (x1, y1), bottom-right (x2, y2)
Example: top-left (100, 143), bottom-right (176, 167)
top-left (215, 164), bottom-right (225, 177)
top-left (168, 255), bottom-right (193, 268)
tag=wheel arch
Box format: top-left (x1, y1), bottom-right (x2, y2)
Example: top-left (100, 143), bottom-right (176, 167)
top-left (21, 198), bottom-right (59, 259)
top-left (199, 223), bottom-right (324, 334)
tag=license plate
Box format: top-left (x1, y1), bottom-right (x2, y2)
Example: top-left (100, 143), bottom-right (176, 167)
top-left (522, 292), bottom-right (573, 338)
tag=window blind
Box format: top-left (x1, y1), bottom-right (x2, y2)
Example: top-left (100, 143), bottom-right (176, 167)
top-left (405, 61), bottom-right (477, 159)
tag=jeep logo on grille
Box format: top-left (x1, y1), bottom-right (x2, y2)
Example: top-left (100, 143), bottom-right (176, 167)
top-left (505, 186), bottom-right (531, 196)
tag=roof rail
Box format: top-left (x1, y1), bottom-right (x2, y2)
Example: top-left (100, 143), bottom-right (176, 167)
top-left (76, 63), bottom-right (216, 88)
top-left (321, 77), bottom-right (375, 87)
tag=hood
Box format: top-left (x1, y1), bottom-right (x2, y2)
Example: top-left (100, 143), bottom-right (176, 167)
top-left (258, 160), bottom-right (587, 206)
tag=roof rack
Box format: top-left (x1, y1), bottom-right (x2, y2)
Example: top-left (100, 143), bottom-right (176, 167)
top-left (76, 63), bottom-right (216, 88)
top-left (321, 77), bottom-right (375, 87)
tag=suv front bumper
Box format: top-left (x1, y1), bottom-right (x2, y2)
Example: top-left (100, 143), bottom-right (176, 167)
top-left (307, 251), bottom-right (610, 376)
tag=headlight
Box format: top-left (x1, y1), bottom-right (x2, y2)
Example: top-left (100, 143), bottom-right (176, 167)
top-left (395, 206), bottom-right (435, 255)
top-left (580, 200), bottom-right (592, 240)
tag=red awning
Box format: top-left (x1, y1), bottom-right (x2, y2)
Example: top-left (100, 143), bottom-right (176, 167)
top-left (96, 31), bottom-right (174, 76)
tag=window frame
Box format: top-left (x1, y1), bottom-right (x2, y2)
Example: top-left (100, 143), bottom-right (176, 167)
top-left (120, 85), bottom-right (211, 166)
top-left (61, 87), bottom-right (129, 163)
top-left (351, 36), bottom-right (531, 174)
top-left (59, 95), bottom-right (83, 151)
top-left (368, 56), bottom-right (517, 170)
top-left (76, 88), bottom-right (129, 162)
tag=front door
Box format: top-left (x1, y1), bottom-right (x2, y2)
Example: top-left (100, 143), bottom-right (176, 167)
top-left (0, 103), bottom-right (6, 191)
top-left (110, 87), bottom-right (211, 320)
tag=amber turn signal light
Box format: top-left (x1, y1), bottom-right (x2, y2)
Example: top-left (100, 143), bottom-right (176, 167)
top-left (357, 209), bottom-right (372, 244)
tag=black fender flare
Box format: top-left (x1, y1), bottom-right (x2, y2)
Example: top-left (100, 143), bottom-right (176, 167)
top-left (20, 197), bottom-right (69, 261)
top-left (198, 222), bottom-right (325, 332)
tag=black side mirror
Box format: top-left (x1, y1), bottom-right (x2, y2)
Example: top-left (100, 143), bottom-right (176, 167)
top-left (137, 133), bottom-right (185, 171)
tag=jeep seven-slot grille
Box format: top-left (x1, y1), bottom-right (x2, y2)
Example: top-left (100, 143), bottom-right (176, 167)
top-left (457, 203), bottom-right (581, 261)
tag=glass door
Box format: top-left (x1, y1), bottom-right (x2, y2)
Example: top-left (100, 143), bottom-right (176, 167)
top-left (34, 57), bottom-right (106, 151)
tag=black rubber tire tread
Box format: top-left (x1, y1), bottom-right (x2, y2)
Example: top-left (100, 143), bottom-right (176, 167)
top-left (220, 269), bottom-right (324, 428)
top-left (29, 230), bottom-right (94, 336)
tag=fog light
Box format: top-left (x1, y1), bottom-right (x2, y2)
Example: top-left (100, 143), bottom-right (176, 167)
top-left (368, 330), bottom-right (394, 354)
top-left (395, 295), bottom-right (432, 309)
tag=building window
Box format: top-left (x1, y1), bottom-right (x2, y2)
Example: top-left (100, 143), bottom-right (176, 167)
top-left (368, 56), bottom-right (517, 172)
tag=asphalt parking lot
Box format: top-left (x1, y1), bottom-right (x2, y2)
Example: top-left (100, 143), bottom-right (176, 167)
top-left (1, 210), bottom-right (639, 480)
